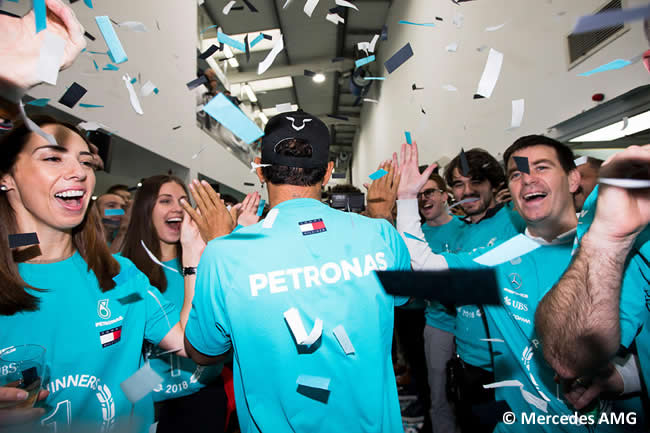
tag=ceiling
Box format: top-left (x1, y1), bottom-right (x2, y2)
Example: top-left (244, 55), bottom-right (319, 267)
top-left (199, 0), bottom-right (392, 155)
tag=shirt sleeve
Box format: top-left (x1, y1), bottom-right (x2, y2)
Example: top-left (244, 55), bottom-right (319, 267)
top-left (144, 286), bottom-right (179, 345)
top-left (396, 199), bottom-right (449, 271)
top-left (184, 245), bottom-right (232, 357)
top-left (619, 249), bottom-right (649, 348)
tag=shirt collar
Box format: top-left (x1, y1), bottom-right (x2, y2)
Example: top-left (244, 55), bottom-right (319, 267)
top-left (461, 203), bottom-right (504, 225)
top-left (524, 227), bottom-right (576, 246)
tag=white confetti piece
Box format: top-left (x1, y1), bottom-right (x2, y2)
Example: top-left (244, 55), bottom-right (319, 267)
top-left (442, 84), bottom-right (458, 92)
top-left (333, 325), bottom-right (355, 355)
top-left (258, 36), bottom-right (284, 74)
top-left (445, 42), bottom-right (458, 53)
top-left (118, 21), bottom-right (148, 32)
top-left (335, 0), bottom-right (358, 11)
top-left (36, 31), bottom-right (65, 86)
top-left (120, 363), bottom-right (163, 404)
top-left (326, 13), bottom-right (345, 25)
top-left (140, 80), bottom-right (157, 97)
top-left (475, 48), bottom-right (503, 99)
top-left (262, 208), bottom-right (279, 228)
top-left (473, 234), bottom-right (541, 266)
top-left (223, 0), bottom-right (236, 14)
top-left (509, 99), bottom-right (525, 129)
top-left (485, 23), bottom-right (506, 32)
top-left (573, 156), bottom-right (588, 166)
top-left (141, 240), bottom-right (179, 273)
top-left (283, 308), bottom-right (323, 346)
top-left (19, 101), bottom-right (57, 145)
top-left (123, 74), bottom-right (143, 115)
top-left (304, 0), bottom-right (319, 17)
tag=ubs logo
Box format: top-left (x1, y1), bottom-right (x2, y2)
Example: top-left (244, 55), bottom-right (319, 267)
top-left (509, 273), bottom-right (522, 290)
top-left (97, 299), bottom-right (111, 320)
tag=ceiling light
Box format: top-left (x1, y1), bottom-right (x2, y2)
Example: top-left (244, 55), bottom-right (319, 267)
top-left (313, 73), bottom-right (326, 83)
top-left (262, 104), bottom-right (298, 117)
top-left (243, 84), bottom-right (257, 102)
top-left (569, 109), bottom-right (650, 142)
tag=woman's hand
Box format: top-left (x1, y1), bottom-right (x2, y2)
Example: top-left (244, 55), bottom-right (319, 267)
top-left (180, 180), bottom-right (235, 243)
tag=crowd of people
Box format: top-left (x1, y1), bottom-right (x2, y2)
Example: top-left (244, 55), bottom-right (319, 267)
top-left (0, 1), bottom-right (649, 433)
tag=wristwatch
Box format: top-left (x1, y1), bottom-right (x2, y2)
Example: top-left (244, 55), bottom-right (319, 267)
top-left (182, 266), bottom-right (197, 277)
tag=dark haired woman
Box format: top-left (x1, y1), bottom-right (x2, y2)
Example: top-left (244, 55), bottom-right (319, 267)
top-left (120, 175), bottom-right (227, 433)
top-left (0, 117), bottom-right (203, 432)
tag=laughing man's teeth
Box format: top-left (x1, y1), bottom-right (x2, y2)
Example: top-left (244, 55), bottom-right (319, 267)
top-left (524, 193), bottom-right (546, 199)
top-left (55, 190), bottom-right (84, 198)
top-left (166, 218), bottom-right (182, 223)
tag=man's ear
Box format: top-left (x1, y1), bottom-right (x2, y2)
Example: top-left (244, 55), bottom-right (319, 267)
top-left (568, 169), bottom-right (581, 194)
top-left (254, 157), bottom-right (266, 184)
top-left (322, 161), bottom-right (335, 186)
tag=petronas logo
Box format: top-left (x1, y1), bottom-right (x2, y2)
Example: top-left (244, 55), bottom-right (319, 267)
top-left (97, 299), bottom-right (111, 320)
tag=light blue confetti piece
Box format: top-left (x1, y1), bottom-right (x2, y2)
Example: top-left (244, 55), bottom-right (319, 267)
top-left (250, 33), bottom-right (265, 48)
top-left (578, 59), bottom-right (632, 77)
top-left (473, 234), bottom-right (541, 266)
top-left (296, 375), bottom-right (330, 391)
top-left (34, 0), bottom-right (46, 33)
top-left (105, 208), bottom-right (125, 216)
top-left (153, 88), bottom-right (159, 94)
top-left (130, 77), bottom-right (137, 84)
top-left (93, 60), bottom-right (99, 71)
top-left (363, 77), bottom-right (385, 80)
top-left (355, 55), bottom-right (376, 68)
top-left (7, 0), bottom-right (21, 2)
top-left (369, 168), bottom-right (388, 180)
top-left (405, 131), bottom-right (412, 144)
top-left (26, 98), bottom-right (50, 107)
top-left (79, 104), bottom-right (104, 108)
top-left (398, 20), bottom-right (435, 27)
top-left (200, 24), bottom-right (218, 35)
top-left (256, 199), bottom-right (265, 217)
top-left (203, 93), bottom-right (264, 144)
top-left (88, 50), bottom-right (109, 55)
top-left (95, 16), bottom-right (128, 64)
top-left (217, 30), bottom-right (246, 52)
top-left (103, 63), bottom-right (119, 71)
top-left (404, 232), bottom-right (426, 243)
top-left (120, 364), bottom-right (162, 404)
top-left (84, 0), bottom-right (93, 8)
top-left (333, 325), bottom-right (355, 355)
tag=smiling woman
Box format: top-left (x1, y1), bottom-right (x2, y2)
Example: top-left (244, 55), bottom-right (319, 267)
top-left (0, 116), bottom-right (196, 433)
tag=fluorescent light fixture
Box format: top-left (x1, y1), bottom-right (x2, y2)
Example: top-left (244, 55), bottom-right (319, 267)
top-left (248, 76), bottom-right (293, 92)
top-left (313, 73), bottom-right (326, 83)
top-left (242, 84), bottom-right (257, 102)
top-left (262, 104), bottom-right (298, 118)
top-left (569, 109), bottom-right (650, 142)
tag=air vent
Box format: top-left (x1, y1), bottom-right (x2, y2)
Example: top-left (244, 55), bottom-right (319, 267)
top-left (567, 0), bottom-right (629, 70)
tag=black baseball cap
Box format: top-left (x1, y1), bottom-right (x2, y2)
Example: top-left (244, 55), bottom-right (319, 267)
top-left (261, 110), bottom-right (330, 169)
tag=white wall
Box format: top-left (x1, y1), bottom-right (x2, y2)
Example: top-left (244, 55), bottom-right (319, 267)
top-left (352, 0), bottom-right (650, 185)
top-left (18, 0), bottom-right (255, 194)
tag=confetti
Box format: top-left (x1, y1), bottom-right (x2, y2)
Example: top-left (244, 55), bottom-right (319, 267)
top-left (36, 31), bottom-right (65, 85)
top-left (513, 156), bottom-right (530, 174)
top-left (398, 20), bottom-right (435, 27)
top-left (384, 43), bottom-right (413, 74)
top-left (475, 48), bottom-right (503, 99)
top-left (8, 233), bottom-right (39, 249)
top-left (203, 93), bottom-right (264, 144)
top-left (123, 74), bottom-right (143, 115)
top-left (333, 325), bottom-right (355, 355)
top-left (58, 83), bottom-right (87, 108)
top-left (369, 168), bottom-right (388, 180)
top-left (258, 36), bottom-right (284, 74)
top-left (95, 16), bottom-right (128, 64)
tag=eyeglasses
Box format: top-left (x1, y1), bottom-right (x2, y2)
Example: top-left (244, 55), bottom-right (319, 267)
top-left (417, 188), bottom-right (444, 200)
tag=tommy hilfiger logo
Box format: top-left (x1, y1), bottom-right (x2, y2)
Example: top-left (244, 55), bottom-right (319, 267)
top-left (299, 219), bottom-right (326, 236)
top-left (100, 326), bottom-right (122, 348)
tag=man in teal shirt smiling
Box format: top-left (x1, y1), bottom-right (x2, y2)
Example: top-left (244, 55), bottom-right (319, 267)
top-left (396, 136), bottom-right (639, 432)
top-left (184, 111), bottom-right (411, 433)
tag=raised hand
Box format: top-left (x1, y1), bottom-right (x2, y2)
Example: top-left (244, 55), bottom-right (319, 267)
top-left (181, 180), bottom-right (235, 242)
top-left (364, 155), bottom-right (401, 222)
top-left (235, 192), bottom-right (262, 227)
top-left (396, 141), bottom-right (437, 200)
top-left (591, 144), bottom-right (650, 243)
top-left (0, 0), bottom-right (86, 90)
top-left (0, 387), bottom-right (48, 426)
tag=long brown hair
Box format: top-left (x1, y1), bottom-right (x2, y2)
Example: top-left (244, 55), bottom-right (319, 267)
top-left (0, 116), bottom-right (120, 315)
top-left (120, 175), bottom-right (188, 293)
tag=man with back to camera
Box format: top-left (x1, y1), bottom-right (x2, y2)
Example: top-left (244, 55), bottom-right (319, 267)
top-left (396, 136), bottom-right (643, 432)
top-left (417, 171), bottom-right (466, 433)
top-left (442, 148), bottom-right (526, 432)
top-left (183, 110), bottom-right (412, 432)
